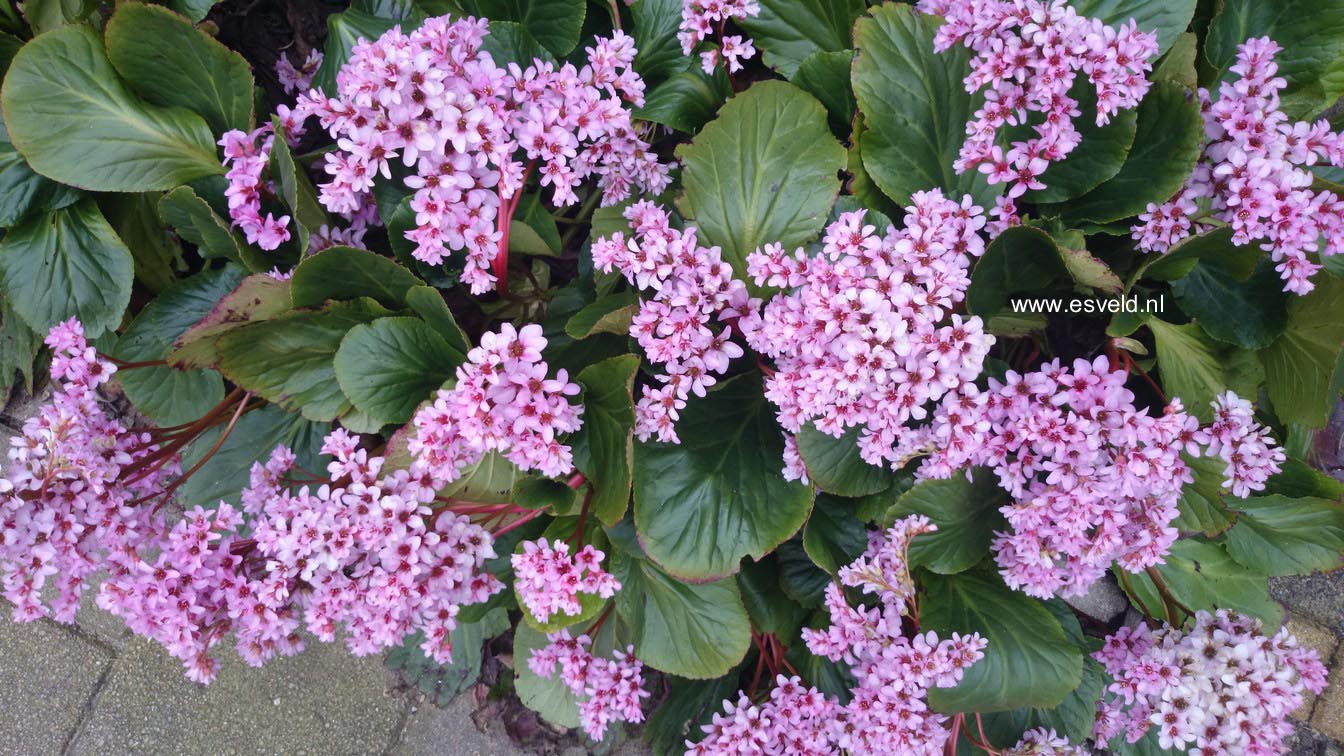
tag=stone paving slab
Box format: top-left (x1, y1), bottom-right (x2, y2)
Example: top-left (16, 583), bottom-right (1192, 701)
top-left (66, 635), bottom-right (410, 756)
top-left (392, 696), bottom-right (523, 756)
top-left (0, 616), bottom-right (112, 756)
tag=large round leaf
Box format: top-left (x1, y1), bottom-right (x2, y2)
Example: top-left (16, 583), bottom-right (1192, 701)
top-left (512, 616), bottom-right (616, 729)
top-left (460, 0), bottom-right (585, 57)
top-left (1059, 82), bottom-right (1203, 224)
top-left (0, 199), bottom-right (133, 337)
top-left (1, 25), bottom-right (221, 191)
top-left (1119, 539), bottom-right (1283, 627)
top-left (795, 422), bottom-right (896, 497)
top-left (921, 567), bottom-right (1084, 713)
top-left (1259, 275), bottom-right (1344, 427)
top-left (178, 403), bottom-right (330, 505)
top-left (674, 80), bottom-right (844, 292)
top-left (1224, 495), bottom-right (1344, 576)
top-left (1204, 0), bottom-right (1344, 120)
top-left (334, 317), bottom-right (461, 426)
top-left (965, 226), bottom-right (1069, 318)
top-left (1070, 0), bottom-right (1197, 53)
top-left (0, 114), bottom-right (80, 227)
top-left (633, 372), bottom-right (815, 581)
top-left (105, 2), bottom-right (254, 134)
top-left (801, 495), bottom-right (868, 574)
top-left (737, 0), bottom-right (865, 78)
top-left (1171, 257), bottom-right (1289, 350)
top-left (168, 273), bottom-right (294, 369)
top-left (885, 469), bottom-right (1007, 575)
top-left (116, 266), bottom-right (246, 426)
top-left (610, 531), bottom-right (752, 679)
top-left (570, 355), bottom-right (640, 527)
top-left (851, 4), bottom-right (994, 209)
top-left (1148, 319), bottom-right (1262, 423)
top-left (290, 246), bottom-right (424, 310)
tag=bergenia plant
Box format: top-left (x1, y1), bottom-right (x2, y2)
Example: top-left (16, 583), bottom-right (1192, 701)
top-left (0, 0), bottom-right (1342, 753)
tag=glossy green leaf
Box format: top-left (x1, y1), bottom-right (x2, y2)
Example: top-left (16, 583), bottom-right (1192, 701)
top-left (290, 246), bottom-right (424, 309)
top-left (802, 495), bottom-right (868, 574)
top-left (513, 616), bottom-right (616, 728)
top-left (1260, 276), bottom-right (1344, 427)
top-left (313, 0), bottom-right (423, 95)
top-left (1, 25), bottom-right (221, 191)
top-left (1149, 319), bottom-right (1260, 422)
top-left (440, 451), bottom-right (522, 505)
top-left (1145, 227), bottom-right (1242, 282)
top-left (96, 191), bottom-right (182, 294)
top-left (1070, 0), bottom-right (1198, 53)
top-left (565, 291), bottom-right (638, 339)
top-left (105, 3), bottom-right (254, 134)
top-left (795, 422), bottom-right (897, 497)
top-left (1014, 81), bottom-right (1139, 204)
top-left (215, 299), bottom-right (385, 421)
top-left (23, 0), bottom-right (98, 35)
top-left (1205, 0), bottom-right (1344, 119)
top-left (675, 80), bottom-right (845, 291)
top-left (922, 567), bottom-right (1084, 713)
top-left (611, 532), bottom-right (752, 679)
top-left (0, 114), bottom-right (80, 227)
top-left (334, 317), bottom-right (461, 426)
top-left (116, 267), bottom-right (246, 425)
top-left (1120, 539), bottom-right (1283, 627)
top-left (0, 199), bottom-right (133, 337)
top-left (459, 0), bottom-right (585, 57)
top-left (570, 354), bottom-right (640, 526)
top-left (0, 297), bottom-right (41, 398)
top-left (886, 469), bottom-right (1007, 575)
top-left (635, 64), bottom-right (731, 133)
top-left (478, 20), bottom-right (555, 66)
top-left (1174, 454), bottom-right (1237, 537)
top-left (630, 0), bottom-right (683, 85)
top-left (404, 285), bottom-right (471, 358)
top-left (966, 226), bottom-right (1069, 318)
top-left (1224, 495), bottom-right (1344, 576)
top-left (166, 0), bottom-right (218, 22)
top-left (851, 4), bottom-right (994, 208)
top-left (158, 185), bottom-right (266, 271)
top-left (1172, 257), bottom-right (1290, 350)
top-left (738, 0), bottom-right (865, 78)
top-left (1152, 32), bottom-right (1198, 86)
top-left (791, 50), bottom-right (857, 137)
top-left (1061, 82), bottom-right (1204, 224)
top-left (633, 372), bottom-right (815, 580)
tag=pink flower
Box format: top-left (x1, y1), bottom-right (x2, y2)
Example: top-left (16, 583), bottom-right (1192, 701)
top-left (679, 0), bottom-right (760, 74)
top-left (529, 630), bottom-right (650, 740)
top-left (511, 538), bottom-right (620, 623)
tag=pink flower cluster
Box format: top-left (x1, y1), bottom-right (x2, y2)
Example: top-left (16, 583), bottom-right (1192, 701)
top-left (529, 629), bottom-right (650, 740)
top-left (1132, 37), bottom-right (1344, 294)
top-left (511, 537), bottom-right (619, 623)
top-left (294, 16), bottom-right (669, 293)
top-left (1094, 610), bottom-right (1327, 754)
top-left (276, 49), bottom-right (323, 96)
top-left (920, 357), bottom-right (1283, 598)
top-left (98, 429), bottom-right (503, 682)
top-left (918, 0), bottom-right (1159, 198)
top-left (219, 127), bottom-right (292, 250)
top-left (679, 0), bottom-right (759, 74)
top-left (591, 201), bottom-right (750, 442)
top-left (1, 320), bottom-right (171, 623)
top-left (409, 323), bottom-right (583, 482)
top-left (738, 193), bottom-right (993, 480)
top-left (1003, 728), bottom-right (1087, 755)
top-left (690, 517), bottom-right (986, 754)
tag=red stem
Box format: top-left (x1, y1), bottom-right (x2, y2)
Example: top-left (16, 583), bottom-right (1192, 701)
top-left (493, 161), bottom-right (536, 293)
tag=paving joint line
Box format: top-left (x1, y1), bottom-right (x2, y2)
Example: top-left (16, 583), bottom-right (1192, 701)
top-left (59, 653), bottom-right (115, 756)
top-left (379, 690), bottom-right (418, 756)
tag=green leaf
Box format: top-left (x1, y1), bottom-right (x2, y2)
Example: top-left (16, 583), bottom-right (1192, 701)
top-left (0, 297), bottom-right (41, 398)
top-left (169, 273), bottom-right (294, 368)
top-left (851, 4), bottom-right (994, 208)
top-left (966, 226), bottom-right (1069, 318)
top-left (513, 616), bottom-right (615, 728)
top-left (312, 0), bottom-right (424, 95)
top-left (478, 19), bottom-right (555, 66)
top-left (0, 114), bottom-right (80, 227)
top-left (1174, 453), bottom-right (1237, 537)
top-left (922, 567), bottom-right (1084, 713)
top-left (630, 0), bottom-right (683, 85)
top-left (216, 299), bottom-right (385, 422)
top-left (1060, 82), bottom-right (1204, 225)
top-left (1148, 319), bottom-right (1257, 422)
top-left (23, 0), bottom-right (98, 34)
top-left (737, 0), bottom-right (865, 78)
top-left (1119, 539), bottom-right (1283, 627)
top-left (570, 354), bottom-right (640, 526)
top-left (158, 185), bottom-right (266, 271)
top-left (1144, 226), bottom-right (1241, 282)
top-left (439, 451), bottom-right (522, 504)
top-left (334, 317), bottom-right (461, 426)
top-left (1, 25), bottom-right (222, 191)
top-left (1152, 32), bottom-right (1198, 86)
top-left (515, 519), bottom-right (610, 631)
top-left (1010, 81), bottom-right (1139, 204)
top-left (791, 50), bottom-right (857, 137)
top-left (116, 267), bottom-right (246, 425)
top-left (178, 403), bottom-right (330, 505)
top-left (511, 475), bottom-right (580, 512)
top-left (776, 537), bottom-right (829, 608)
top-left (1069, 0), bottom-right (1198, 53)
top-left (795, 422), bottom-right (896, 497)
top-left (635, 64), bottom-right (731, 133)
top-left (611, 533), bottom-right (752, 679)
top-left (105, 3), bottom-right (254, 134)
top-left (978, 601), bottom-right (1106, 746)
top-left (1172, 257), bottom-right (1289, 350)
top-left (1204, 0), bottom-right (1344, 119)
top-left (267, 119), bottom-right (326, 254)
top-left (643, 672), bottom-right (744, 755)
top-left (886, 470), bottom-right (1008, 575)
top-left (0, 199), bottom-right (133, 337)
top-left (633, 372), bottom-right (815, 580)
top-left (97, 191), bottom-right (182, 294)
top-left (166, 0), bottom-right (218, 22)
top-left (384, 608), bottom-right (509, 707)
top-left (1259, 275), bottom-right (1344, 427)
top-left (404, 285), bottom-right (471, 359)
top-left (675, 80), bottom-right (845, 292)
top-left (802, 495), bottom-right (868, 574)
top-left (459, 0), bottom-right (585, 57)
top-left (564, 291), bottom-right (638, 339)
top-left (736, 557), bottom-right (809, 638)
top-left (1224, 495), bottom-right (1344, 576)
top-left (290, 246), bottom-right (424, 309)
top-left (508, 192), bottom-right (561, 257)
